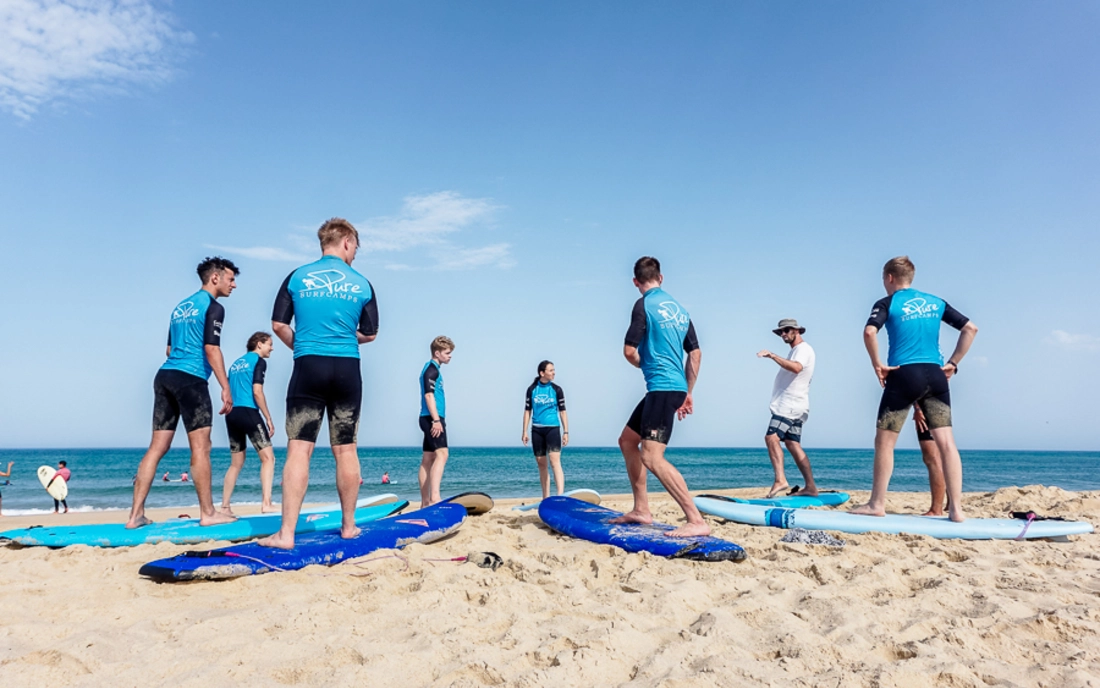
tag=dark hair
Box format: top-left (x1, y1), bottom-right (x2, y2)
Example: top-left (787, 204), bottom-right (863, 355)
top-left (533, 360), bottom-right (553, 385)
top-left (634, 256), bottom-right (661, 283)
top-left (197, 256), bottom-right (240, 283)
top-left (59, 461), bottom-right (67, 467)
top-left (247, 331), bottom-right (272, 352)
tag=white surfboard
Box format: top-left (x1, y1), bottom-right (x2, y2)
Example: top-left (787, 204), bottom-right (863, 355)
top-left (37, 465), bottom-right (68, 501)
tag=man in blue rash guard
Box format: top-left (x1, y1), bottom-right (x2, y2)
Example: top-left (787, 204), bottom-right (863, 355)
top-left (259, 218), bottom-right (379, 549)
top-left (418, 336), bottom-right (454, 507)
top-left (521, 360), bottom-right (570, 498)
top-left (610, 256), bottom-right (710, 538)
top-left (126, 257), bottom-right (239, 529)
top-left (851, 255), bottom-right (978, 523)
top-left (221, 331), bottom-right (277, 514)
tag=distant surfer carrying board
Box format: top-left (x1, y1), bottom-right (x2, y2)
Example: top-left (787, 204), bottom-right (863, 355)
top-left (757, 319), bottom-right (819, 498)
top-left (610, 256), bottom-right (709, 538)
top-left (259, 218), bottom-right (379, 549)
top-left (521, 360), bottom-right (569, 498)
top-left (418, 336), bottom-right (454, 507)
top-left (126, 257), bottom-right (240, 529)
top-left (221, 331), bottom-right (278, 514)
top-left (851, 256), bottom-right (978, 522)
top-left (50, 461), bottom-right (71, 513)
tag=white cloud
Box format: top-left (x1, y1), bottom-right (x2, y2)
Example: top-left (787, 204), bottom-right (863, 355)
top-left (0, 0), bottom-right (192, 119)
top-left (1045, 330), bottom-right (1100, 352)
top-left (432, 243), bottom-right (515, 271)
top-left (204, 244), bottom-right (313, 263)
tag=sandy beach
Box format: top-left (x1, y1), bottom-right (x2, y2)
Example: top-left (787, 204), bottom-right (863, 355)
top-left (1, 485), bottom-right (1097, 687)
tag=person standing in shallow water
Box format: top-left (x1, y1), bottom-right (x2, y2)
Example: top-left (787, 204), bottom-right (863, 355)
top-left (259, 218), bottom-right (379, 550)
top-left (521, 361), bottom-right (570, 499)
top-left (610, 256), bottom-right (709, 538)
top-left (127, 256), bottom-right (240, 529)
top-left (851, 255), bottom-right (978, 523)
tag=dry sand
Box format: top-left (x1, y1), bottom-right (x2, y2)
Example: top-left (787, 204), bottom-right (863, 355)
top-left (1, 486), bottom-right (1098, 687)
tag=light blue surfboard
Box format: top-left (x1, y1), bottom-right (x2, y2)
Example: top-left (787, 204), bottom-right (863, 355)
top-left (694, 496), bottom-right (1095, 540)
top-left (0, 494), bottom-right (406, 548)
top-left (513, 488), bottom-right (601, 511)
top-left (139, 500), bottom-right (467, 581)
top-left (698, 492), bottom-right (850, 508)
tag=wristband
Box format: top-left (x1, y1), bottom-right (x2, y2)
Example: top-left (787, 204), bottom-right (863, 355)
top-left (432, 418), bottom-right (441, 424)
top-left (946, 361), bottom-right (959, 371)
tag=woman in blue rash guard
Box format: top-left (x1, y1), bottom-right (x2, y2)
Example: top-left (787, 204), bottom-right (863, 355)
top-left (521, 361), bottom-right (570, 498)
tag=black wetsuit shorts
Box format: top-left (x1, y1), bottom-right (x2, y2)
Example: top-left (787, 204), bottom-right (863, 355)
top-left (419, 416), bottom-right (448, 452)
top-left (152, 369), bottom-right (213, 433)
top-left (226, 407), bottom-right (272, 454)
top-left (531, 426), bottom-right (562, 456)
top-left (626, 391), bottom-right (688, 446)
top-left (877, 363), bottom-right (951, 433)
top-left (286, 356), bottom-right (362, 445)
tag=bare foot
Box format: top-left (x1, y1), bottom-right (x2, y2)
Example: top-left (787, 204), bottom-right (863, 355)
top-left (63, 508), bottom-right (69, 514)
top-left (608, 510), bottom-right (653, 525)
top-left (341, 526), bottom-right (361, 540)
top-left (667, 522), bottom-right (711, 538)
top-left (791, 487), bottom-right (819, 497)
top-left (257, 532), bottom-right (295, 550)
top-left (923, 509), bottom-right (945, 517)
top-left (948, 507), bottom-right (966, 523)
top-left (199, 511), bottom-right (238, 527)
top-left (261, 504), bottom-right (279, 514)
top-left (219, 506), bottom-right (235, 517)
top-left (125, 515), bottom-right (153, 529)
top-left (849, 503), bottom-right (886, 517)
top-left (765, 482), bottom-right (789, 498)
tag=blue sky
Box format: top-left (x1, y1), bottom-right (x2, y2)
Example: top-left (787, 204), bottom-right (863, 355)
top-left (1, 1), bottom-right (1098, 451)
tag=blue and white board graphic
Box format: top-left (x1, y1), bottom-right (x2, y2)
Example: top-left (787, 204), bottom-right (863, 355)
top-left (0, 494), bottom-right (406, 548)
top-left (513, 488), bottom-right (601, 512)
top-left (694, 496), bottom-right (1094, 540)
top-left (538, 496), bottom-right (745, 562)
top-left (698, 492), bottom-right (850, 508)
top-left (139, 501), bottom-right (467, 581)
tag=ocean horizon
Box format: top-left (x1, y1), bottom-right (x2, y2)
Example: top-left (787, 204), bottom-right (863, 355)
top-left (2, 446), bottom-right (1096, 517)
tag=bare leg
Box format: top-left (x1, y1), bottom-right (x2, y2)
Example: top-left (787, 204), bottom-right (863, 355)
top-left (189, 427), bottom-right (236, 527)
top-left (919, 439), bottom-right (946, 516)
top-left (536, 455), bottom-right (550, 499)
top-left (427, 448), bottom-right (449, 505)
top-left (609, 426), bottom-right (652, 525)
top-left (221, 450), bottom-right (246, 512)
top-left (258, 446), bottom-right (277, 512)
top-left (929, 427), bottom-right (966, 522)
top-left (548, 450), bottom-right (565, 496)
top-left (785, 441), bottom-right (818, 496)
top-left (764, 433), bottom-right (789, 497)
top-left (850, 428), bottom-right (899, 517)
top-left (258, 439), bottom-right (314, 549)
top-left (637, 440), bottom-right (710, 537)
top-left (419, 451), bottom-right (434, 507)
top-left (331, 443), bottom-right (362, 539)
top-left (126, 429), bottom-right (175, 528)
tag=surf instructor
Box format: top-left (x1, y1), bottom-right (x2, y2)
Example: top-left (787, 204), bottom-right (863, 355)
top-left (259, 218), bottom-right (379, 550)
top-left (610, 256), bottom-right (709, 538)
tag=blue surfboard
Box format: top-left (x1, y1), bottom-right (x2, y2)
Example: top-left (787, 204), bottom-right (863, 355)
top-left (538, 496), bottom-right (746, 562)
top-left (513, 488), bottom-right (601, 511)
top-left (139, 501), bottom-right (467, 581)
top-left (695, 496), bottom-right (1095, 540)
top-left (0, 495), bottom-right (406, 548)
top-left (698, 492), bottom-right (850, 508)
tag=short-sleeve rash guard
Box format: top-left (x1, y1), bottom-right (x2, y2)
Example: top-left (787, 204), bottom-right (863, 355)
top-left (866, 288), bottom-right (969, 367)
top-left (526, 381), bottom-right (566, 427)
top-left (162, 289), bottom-right (224, 380)
top-left (419, 360), bottom-right (445, 418)
top-left (228, 352), bottom-right (267, 409)
top-left (272, 255), bottom-right (378, 359)
top-left (624, 287), bottom-right (699, 392)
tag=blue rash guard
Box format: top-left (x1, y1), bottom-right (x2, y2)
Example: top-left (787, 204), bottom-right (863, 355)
top-left (271, 255), bottom-right (379, 359)
top-left (419, 360), bottom-right (445, 418)
top-left (162, 289), bottom-right (224, 380)
top-left (525, 381), bottom-right (566, 427)
top-left (624, 287), bottom-right (700, 393)
top-left (228, 352), bottom-right (267, 409)
top-left (867, 288), bottom-right (970, 367)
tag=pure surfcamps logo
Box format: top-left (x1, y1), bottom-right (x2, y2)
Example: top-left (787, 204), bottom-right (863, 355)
top-left (300, 269), bottom-right (363, 300)
top-left (657, 301), bottom-right (689, 331)
top-left (900, 297), bottom-right (939, 321)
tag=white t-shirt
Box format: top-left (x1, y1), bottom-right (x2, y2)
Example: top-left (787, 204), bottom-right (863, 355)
top-left (769, 341), bottom-right (815, 421)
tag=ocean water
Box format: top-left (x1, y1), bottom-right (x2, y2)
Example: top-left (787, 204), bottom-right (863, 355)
top-left (1, 447), bottom-right (1097, 517)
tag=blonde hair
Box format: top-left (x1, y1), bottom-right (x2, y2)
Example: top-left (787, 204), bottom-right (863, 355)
top-left (317, 218), bottom-right (360, 249)
top-left (883, 255), bottom-right (915, 283)
top-left (430, 336), bottom-right (455, 354)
